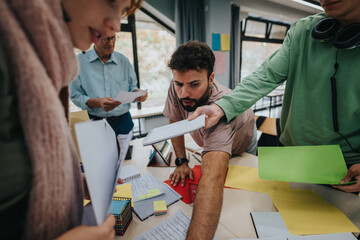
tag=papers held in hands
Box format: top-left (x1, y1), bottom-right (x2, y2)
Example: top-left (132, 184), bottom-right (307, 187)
top-left (143, 114), bottom-right (205, 146)
top-left (75, 119), bottom-right (130, 225)
top-left (114, 90), bottom-right (147, 104)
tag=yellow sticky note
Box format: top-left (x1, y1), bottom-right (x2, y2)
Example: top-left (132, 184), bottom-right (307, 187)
top-left (83, 199), bottom-right (90, 206)
top-left (137, 188), bottom-right (161, 200)
top-left (148, 188), bottom-right (161, 196)
top-left (153, 200), bottom-right (167, 212)
top-left (225, 165), bottom-right (289, 194)
top-left (221, 34), bottom-right (230, 51)
top-left (113, 183), bottom-right (133, 207)
top-left (270, 189), bottom-right (359, 235)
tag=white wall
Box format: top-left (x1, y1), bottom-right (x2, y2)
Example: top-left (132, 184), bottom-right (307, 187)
top-left (204, 0), bottom-right (232, 87)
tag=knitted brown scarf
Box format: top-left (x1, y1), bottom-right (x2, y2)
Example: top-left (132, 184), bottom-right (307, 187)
top-left (0, 0), bottom-right (83, 239)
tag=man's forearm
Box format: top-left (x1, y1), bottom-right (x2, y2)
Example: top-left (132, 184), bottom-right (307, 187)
top-left (186, 152), bottom-right (229, 240)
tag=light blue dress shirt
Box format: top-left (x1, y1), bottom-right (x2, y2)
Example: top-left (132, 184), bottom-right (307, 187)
top-left (70, 47), bottom-right (138, 117)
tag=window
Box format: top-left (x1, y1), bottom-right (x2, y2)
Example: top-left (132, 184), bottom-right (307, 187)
top-left (240, 17), bottom-right (290, 116)
top-left (117, 10), bottom-right (176, 109)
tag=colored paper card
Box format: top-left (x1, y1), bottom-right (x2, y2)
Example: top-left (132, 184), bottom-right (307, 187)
top-left (114, 183), bottom-right (133, 207)
top-left (258, 145), bottom-right (349, 184)
top-left (83, 199), bottom-right (90, 206)
top-left (212, 33), bottom-right (221, 50)
top-left (214, 51), bottom-right (226, 75)
top-left (270, 188), bottom-right (359, 235)
top-left (153, 200), bottom-right (167, 215)
top-left (224, 165), bottom-right (289, 194)
top-left (221, 34), bottom-right (230, 51)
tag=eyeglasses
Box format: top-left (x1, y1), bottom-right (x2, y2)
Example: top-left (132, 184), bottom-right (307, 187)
top-left (100, 35), bottom-right (117, 42)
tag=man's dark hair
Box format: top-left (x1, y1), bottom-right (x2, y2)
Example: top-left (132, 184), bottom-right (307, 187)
top-left (168, 40), bottom-right (215, 79)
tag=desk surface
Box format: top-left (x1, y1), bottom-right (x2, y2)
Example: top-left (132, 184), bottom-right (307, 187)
top-left (117, 138), bottom-right (360, 239)
top-left (130, 106), bottom-right (164, 119)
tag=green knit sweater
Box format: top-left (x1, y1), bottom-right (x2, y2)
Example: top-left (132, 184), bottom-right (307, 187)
top-left (216, 13), bottom-right (360, 165)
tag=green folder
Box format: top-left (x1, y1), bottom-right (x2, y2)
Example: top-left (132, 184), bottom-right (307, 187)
top-left (258, 145), bottom-right (351, 185)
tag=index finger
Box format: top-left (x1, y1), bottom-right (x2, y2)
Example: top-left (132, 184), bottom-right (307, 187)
top-left (332, 181), bottom-right (360, 193)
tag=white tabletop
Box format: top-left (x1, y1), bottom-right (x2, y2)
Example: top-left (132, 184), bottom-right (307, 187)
top-left (117, 138), bottom-right (275, 240)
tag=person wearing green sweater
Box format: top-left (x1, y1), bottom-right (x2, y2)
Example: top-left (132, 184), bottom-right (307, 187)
top-left (190, 0), bottom-right (360, 193)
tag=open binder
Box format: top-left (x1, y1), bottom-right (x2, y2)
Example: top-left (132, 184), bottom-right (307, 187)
top-left (148, 140), bottom-right (176, 167)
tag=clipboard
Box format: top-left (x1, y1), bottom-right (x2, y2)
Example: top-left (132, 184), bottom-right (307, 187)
top-left (148, 140), bottom-right (176, 167)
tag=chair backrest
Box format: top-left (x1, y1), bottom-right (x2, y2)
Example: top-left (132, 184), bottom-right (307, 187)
top-left (70, 110), bottom-right (90, 163)
top-left (255, 115), bottom-right (281, 148)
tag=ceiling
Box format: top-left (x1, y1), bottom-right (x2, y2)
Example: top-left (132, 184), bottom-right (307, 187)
top-left (233, 0), bottom-right (322, 24)
top-left (267, 0), bottom-right (321, 13)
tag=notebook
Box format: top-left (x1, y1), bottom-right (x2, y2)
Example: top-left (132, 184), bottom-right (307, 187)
top-left (119, 165), bottom-right (140, 183)
top-left (132, 174), bottom-right (182, 221)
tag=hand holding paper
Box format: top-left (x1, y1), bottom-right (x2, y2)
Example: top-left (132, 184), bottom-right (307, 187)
top-left (114, 90), bottom-right (148, 104)
top-left (333, 163), bottom-right (360, 192)
top-left (134, 89), bottom-right (148, 102)
top-left (188, 104), bottom-right (225, 129)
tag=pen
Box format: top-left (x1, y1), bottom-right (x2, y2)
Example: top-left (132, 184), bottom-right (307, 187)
top-left (192, 154), bottom-right (201, 163)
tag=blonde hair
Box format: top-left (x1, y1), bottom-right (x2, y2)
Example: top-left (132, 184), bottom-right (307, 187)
top-left (127, 0), bottom-right (144, 16)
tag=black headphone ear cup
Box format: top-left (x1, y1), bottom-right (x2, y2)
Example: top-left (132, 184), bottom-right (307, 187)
top-left (312, 18), bottom-right (340, 40)
top-left (332, 23), bottom-right (360, 49)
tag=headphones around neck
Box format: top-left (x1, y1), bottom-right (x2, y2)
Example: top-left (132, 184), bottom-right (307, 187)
top-left (312, 18), bottom-right (360, 49)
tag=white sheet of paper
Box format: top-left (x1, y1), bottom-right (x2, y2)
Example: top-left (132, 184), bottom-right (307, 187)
top-left (130, 173), bottom-right (164, 202)
top-left (114, 90), bottom-right (147, 104)
top-left (251, 212), bottom-right (290, 238)
top-left (75, 119), bottom-right (119, 225)
top-left (134, 210), bottom-right (190, 240)
top-left (142, 114), bottom-right (205, 146)
top-left (116, 131), bottom-right (133, 179)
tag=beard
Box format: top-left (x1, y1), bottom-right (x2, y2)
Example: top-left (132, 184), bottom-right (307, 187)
top-left (179, 84), bottom-right (211, 112)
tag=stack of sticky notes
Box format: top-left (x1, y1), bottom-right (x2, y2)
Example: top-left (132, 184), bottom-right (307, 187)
top-left (153, 200), bottom-right (167, 216)
top-left (110, 197), bottom-right (132, 236)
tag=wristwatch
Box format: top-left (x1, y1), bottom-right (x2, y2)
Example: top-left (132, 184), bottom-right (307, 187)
top-left (175, 157), bottom-right (189, 167)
